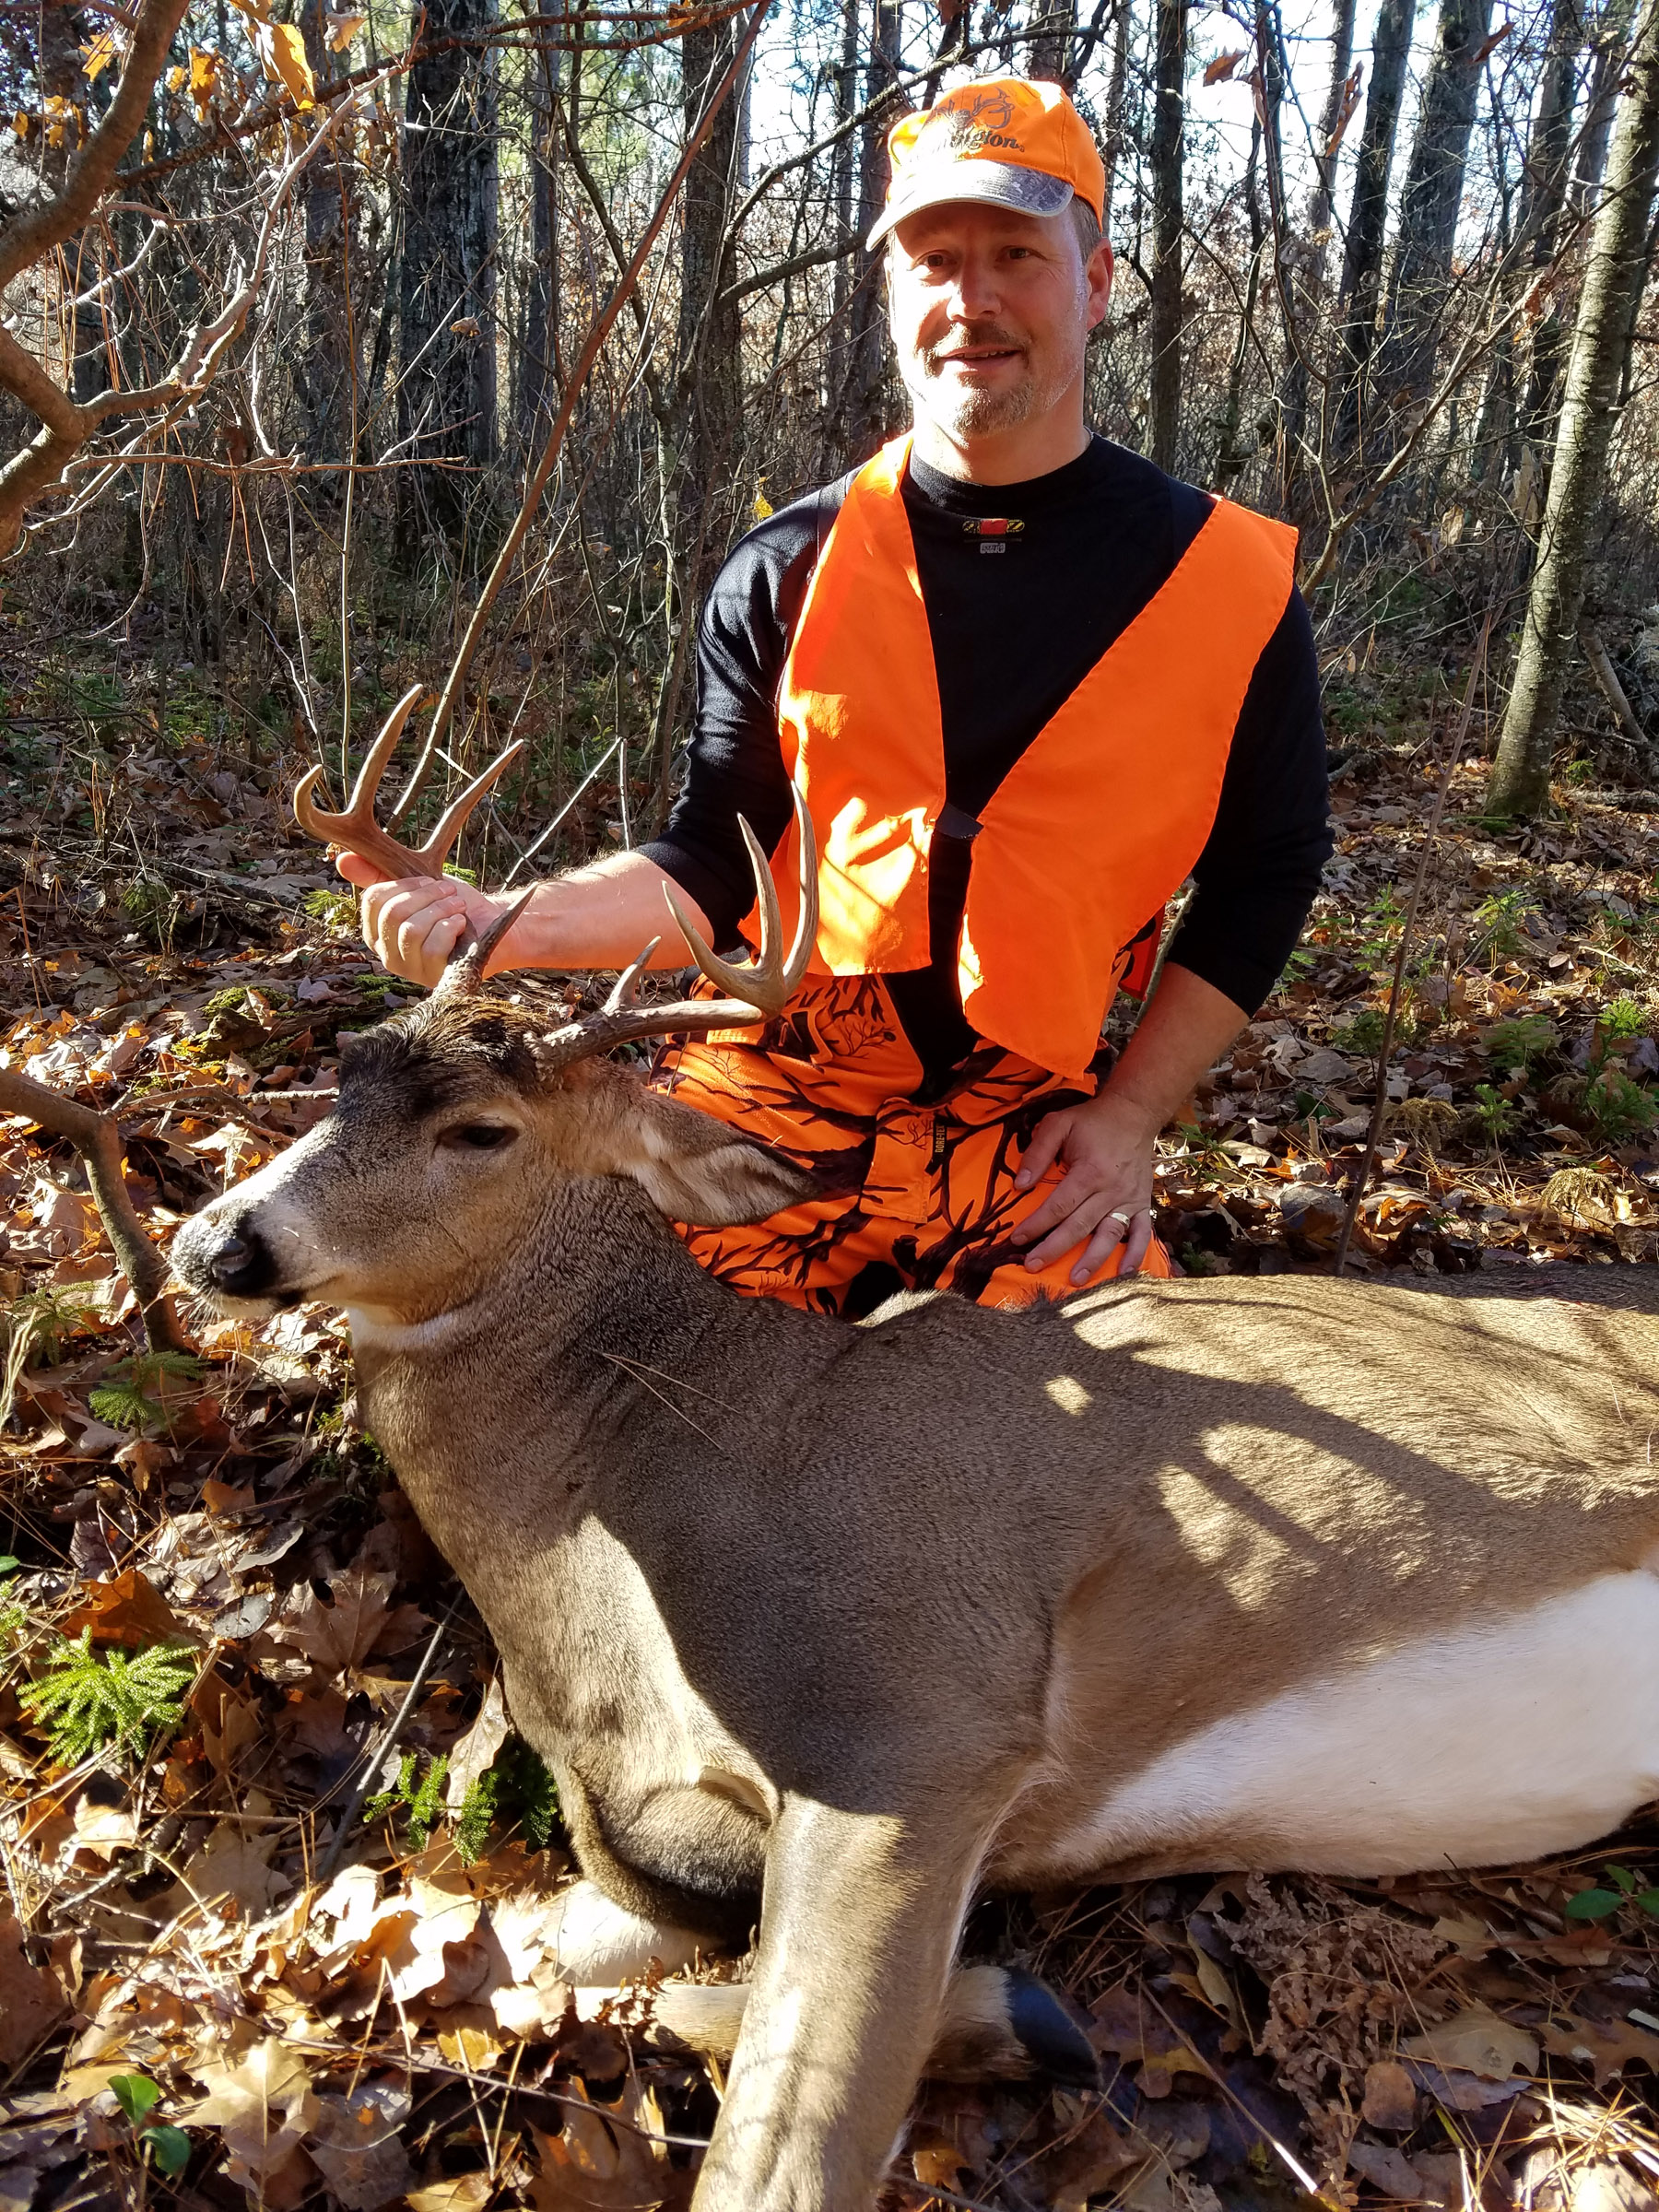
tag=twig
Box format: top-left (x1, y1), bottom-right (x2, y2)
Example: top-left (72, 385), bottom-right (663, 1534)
top-left (1333, 614), bottom-right (1495, 1277)
top-left (0, 1064), bottom-right (188, 1350)
top-left (1582, 622), bottom-right (1657, 774)
top-left (314, 1607), bottom-right (453, 1882)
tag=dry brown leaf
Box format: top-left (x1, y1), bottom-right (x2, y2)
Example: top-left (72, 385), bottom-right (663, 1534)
top-left (446, 1674), bottom-right (510, 1808)
top-left (305, 2083), bottom-right (414, 2210)
top-left (69, 1791), bottom-right (138, 1861)
top-left (1361, 2058), bottom-right (1418, 2130)
top-left (1538, 2010), bottom-right (1659, 2088)
top-left (1403, 2003), bottom-right (1538, 2080)
top-left (1347, 2139), bottom-right (1424, 2201)
top-left (167, 1819), bottom-right (287, 1921)
top-left (1031, 2108), bottom-right (1144, 2212)
top-left (60, 1566), bottom-right (188, 1648)
top-left (1571, 2162), bottom-right (1659, 2212)
top-left (528, 2080), bottom-right (676, 2212)
top-left (437, 2021), bottom-right (507, 2069)
top-left (0, 1915), bottom-right (68, 2069)
top-left (407, 2177), bottom-right (494, 2212)
top-left (1088, 1986), bottom-right (1208, 2096)
top-left (264, 1568), bottom-right (427, 1674)
top-left (186, 2036), bottom-right (320, 2185)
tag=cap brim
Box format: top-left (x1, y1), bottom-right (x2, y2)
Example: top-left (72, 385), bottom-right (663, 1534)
top-left (868, 160), bottom-right (1075, 249)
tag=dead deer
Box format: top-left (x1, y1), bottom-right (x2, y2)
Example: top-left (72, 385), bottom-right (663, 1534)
top-left (174, 717), bottom-right (1659, 2212)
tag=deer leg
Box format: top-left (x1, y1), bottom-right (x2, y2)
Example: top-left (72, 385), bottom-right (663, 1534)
top-left (692, 1794), bottom-right (997, 2212)
top-left (654, 1960), bottom-right (1096, 2085)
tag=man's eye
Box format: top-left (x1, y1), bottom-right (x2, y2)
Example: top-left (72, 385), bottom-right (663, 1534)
top-left (441, 1124), bottom-right (516, 1151)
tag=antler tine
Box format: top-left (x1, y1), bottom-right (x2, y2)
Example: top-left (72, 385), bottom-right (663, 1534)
top-left (602, 940), bottom-right (664, 1017)
top-left (417, 739), bottom-right (528, 871)
top-left (661, 791), bottom-right (815, 1018)
top-left (540, 787), bottom-right (820, 1070)
top-left (430, 887), bottom-right (541, 998)
top-left (294, 686), bottom-right (437, 880)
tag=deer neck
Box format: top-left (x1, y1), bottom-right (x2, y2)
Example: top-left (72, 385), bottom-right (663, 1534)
top-left (347, 1173), bottom-right (830, 1527)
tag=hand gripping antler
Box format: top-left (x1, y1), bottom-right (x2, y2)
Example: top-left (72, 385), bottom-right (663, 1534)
top-left (439, 784), bottom-right (820, 1055)
top-left (293, 684), bottom-right (525, 880)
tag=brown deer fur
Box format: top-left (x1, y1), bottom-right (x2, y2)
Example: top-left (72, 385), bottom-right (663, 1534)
top-left (175, 984), bottom-right (1659, 2212)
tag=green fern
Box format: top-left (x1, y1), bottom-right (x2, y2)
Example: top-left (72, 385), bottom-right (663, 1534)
top-left (88, 1351), bottom-right (206, 1436)
top-left (365, 1750), bottom-right (451, 1850)
top-left (18, 1631), bottom-right (195, 1765)
top-left (3, 1286), bottom-right (95, 1430)
top-left (365, 1738), bottom-right (559, 1863)
top-left (454, 1739), bottom-right (560, 1864)
top-left (0, 1555), bottom-right (22, 1651)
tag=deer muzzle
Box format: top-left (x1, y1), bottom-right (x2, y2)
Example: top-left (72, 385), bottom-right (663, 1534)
top-left (174, 1190), bottom-right (304, 1313)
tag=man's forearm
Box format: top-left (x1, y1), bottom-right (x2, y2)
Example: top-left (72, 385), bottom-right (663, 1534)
top-left (1096, 961), bottom-right (1249, 1133)
top-left (501, 851), bottom-right (715, 973)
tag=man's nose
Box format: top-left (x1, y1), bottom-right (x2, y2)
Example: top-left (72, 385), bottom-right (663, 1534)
top-left (946, 254), bottom-right (1002, 320)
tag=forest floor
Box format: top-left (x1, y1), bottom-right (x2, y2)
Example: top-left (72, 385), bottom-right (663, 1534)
top-left (4, 653), bottom-right (1659, 2212)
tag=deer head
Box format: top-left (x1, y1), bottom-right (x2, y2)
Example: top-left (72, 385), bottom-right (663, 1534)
top-left (173, 726), bottom-right (821, 1330)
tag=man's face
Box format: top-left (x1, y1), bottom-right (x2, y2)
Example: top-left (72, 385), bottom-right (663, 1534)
top-left (886, 200), bottom-right (1113, 445)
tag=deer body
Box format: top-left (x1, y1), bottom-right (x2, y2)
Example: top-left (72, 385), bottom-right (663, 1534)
top-left (178, 1037), bottom-right (1659, 2212)
top-left (355, 1185), bottom-right (1659, 1906)
top-left (174, 758), bottom-right (1659, 2212)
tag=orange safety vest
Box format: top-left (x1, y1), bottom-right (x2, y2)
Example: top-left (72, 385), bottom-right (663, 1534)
top-left (752, 434), bottom-right (1298, 1079)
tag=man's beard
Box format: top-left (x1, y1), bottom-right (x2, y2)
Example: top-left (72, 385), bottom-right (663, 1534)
top-left (909, 324), bottom-right (1058, 438)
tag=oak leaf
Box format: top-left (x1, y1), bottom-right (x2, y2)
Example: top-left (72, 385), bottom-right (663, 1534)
top-left (61, 1568), bottom-right (187, 1649)
top-left (0, 1915), bottom-right (69, 2069)
top-left (185, 2037), bottom-right (320, 2185)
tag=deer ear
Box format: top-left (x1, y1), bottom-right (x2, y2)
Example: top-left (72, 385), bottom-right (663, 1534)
top-left (618, 1087), bottom-right (818, 1230)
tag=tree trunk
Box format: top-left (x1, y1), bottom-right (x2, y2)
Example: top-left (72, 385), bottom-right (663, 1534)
top-left (1487, 0), bottom-right (1659, 816)
top-left (300, 0), bottom-right (358, 472)
top-left (1147, 0), bottom-right (1188, 471)
top-left (40, 0), bottom-right (103, 405)
top-left (521, 44), bottom-right (559, 441)
top-left (821, 0), bottom-right (863, 472)
top-left (1100, 0), bottom-right (1133, 207)
top-left (1371, 0), bottom-right (1497, 429)
top-left (842, 0), bottom-right (905, 455)
top-left (1517, 0), bottom-right (1587, 461)
top-left (1334, 0), bottom-right (1418, 453)
top-left (397, 0), bottom-right (500, 558)
top-left (1277, 0), bottom-right (1357, 500)
top-left (677, 12), bottom-right (743, 596)
top-left (1030, 0), bottom-right (1077, 81)
top-left (1574, 0), bottom-right (1640, 209)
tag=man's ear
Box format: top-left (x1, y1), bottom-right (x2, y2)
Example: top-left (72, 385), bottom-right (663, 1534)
top-left (601, 1080), bottom-right (818, 1229)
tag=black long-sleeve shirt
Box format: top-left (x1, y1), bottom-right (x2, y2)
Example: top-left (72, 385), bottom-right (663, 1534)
top-left (641, 434), bottom-right (1331, 1086)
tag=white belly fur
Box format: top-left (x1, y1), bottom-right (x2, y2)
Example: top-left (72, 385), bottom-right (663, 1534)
top-left (1053, 1569), bottom-right (1659, 1877)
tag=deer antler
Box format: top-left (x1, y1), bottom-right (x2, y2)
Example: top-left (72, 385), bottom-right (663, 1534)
top-left (515, 785), bottom-right (818, 1063)
top-left (293, 684), bottom-right (525, 881)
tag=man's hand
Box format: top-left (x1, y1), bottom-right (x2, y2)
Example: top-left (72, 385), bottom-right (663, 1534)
top-left (336, 851), bottom-right (516, 988)
top-left (1007, 962), bottom-right (1251, 1286)
top-left (1010, 1089), bottom-right (1159, 1283)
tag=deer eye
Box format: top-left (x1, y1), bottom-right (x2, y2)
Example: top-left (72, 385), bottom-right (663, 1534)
top-left (441, 1122), bottom-right (517, 1151)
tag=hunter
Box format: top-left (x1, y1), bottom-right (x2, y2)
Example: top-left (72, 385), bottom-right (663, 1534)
top-left (339, 76), bottom-right (1331, 1311)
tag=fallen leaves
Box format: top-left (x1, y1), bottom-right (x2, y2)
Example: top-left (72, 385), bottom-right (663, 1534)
top-left (264, 1568), bottom-right (431, 1676)
top-left (0, 1917), bottom-right (69, 2069)
top-left (528, 2080), bottom-right (679, 2212)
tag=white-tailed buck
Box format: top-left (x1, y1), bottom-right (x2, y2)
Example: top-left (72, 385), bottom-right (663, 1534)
top-left (175, 716), bottom-right (1659, 2212)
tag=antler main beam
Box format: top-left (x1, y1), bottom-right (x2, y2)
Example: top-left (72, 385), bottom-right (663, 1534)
top-left (293, 685), bottom-right (525, 881)
top-left (536, 786), bottom-right (819, 1062)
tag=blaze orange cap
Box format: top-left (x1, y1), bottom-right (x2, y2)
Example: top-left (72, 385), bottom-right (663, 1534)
top-left (869, 78), bottom-right (1107, 249)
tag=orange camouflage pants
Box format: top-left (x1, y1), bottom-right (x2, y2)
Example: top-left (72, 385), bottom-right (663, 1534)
top-left (651, 975), bottom-right (1173, 1317)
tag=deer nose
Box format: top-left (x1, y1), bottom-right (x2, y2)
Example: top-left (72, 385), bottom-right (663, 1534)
top-left (204, 1225), bottom-right (274, 1297)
